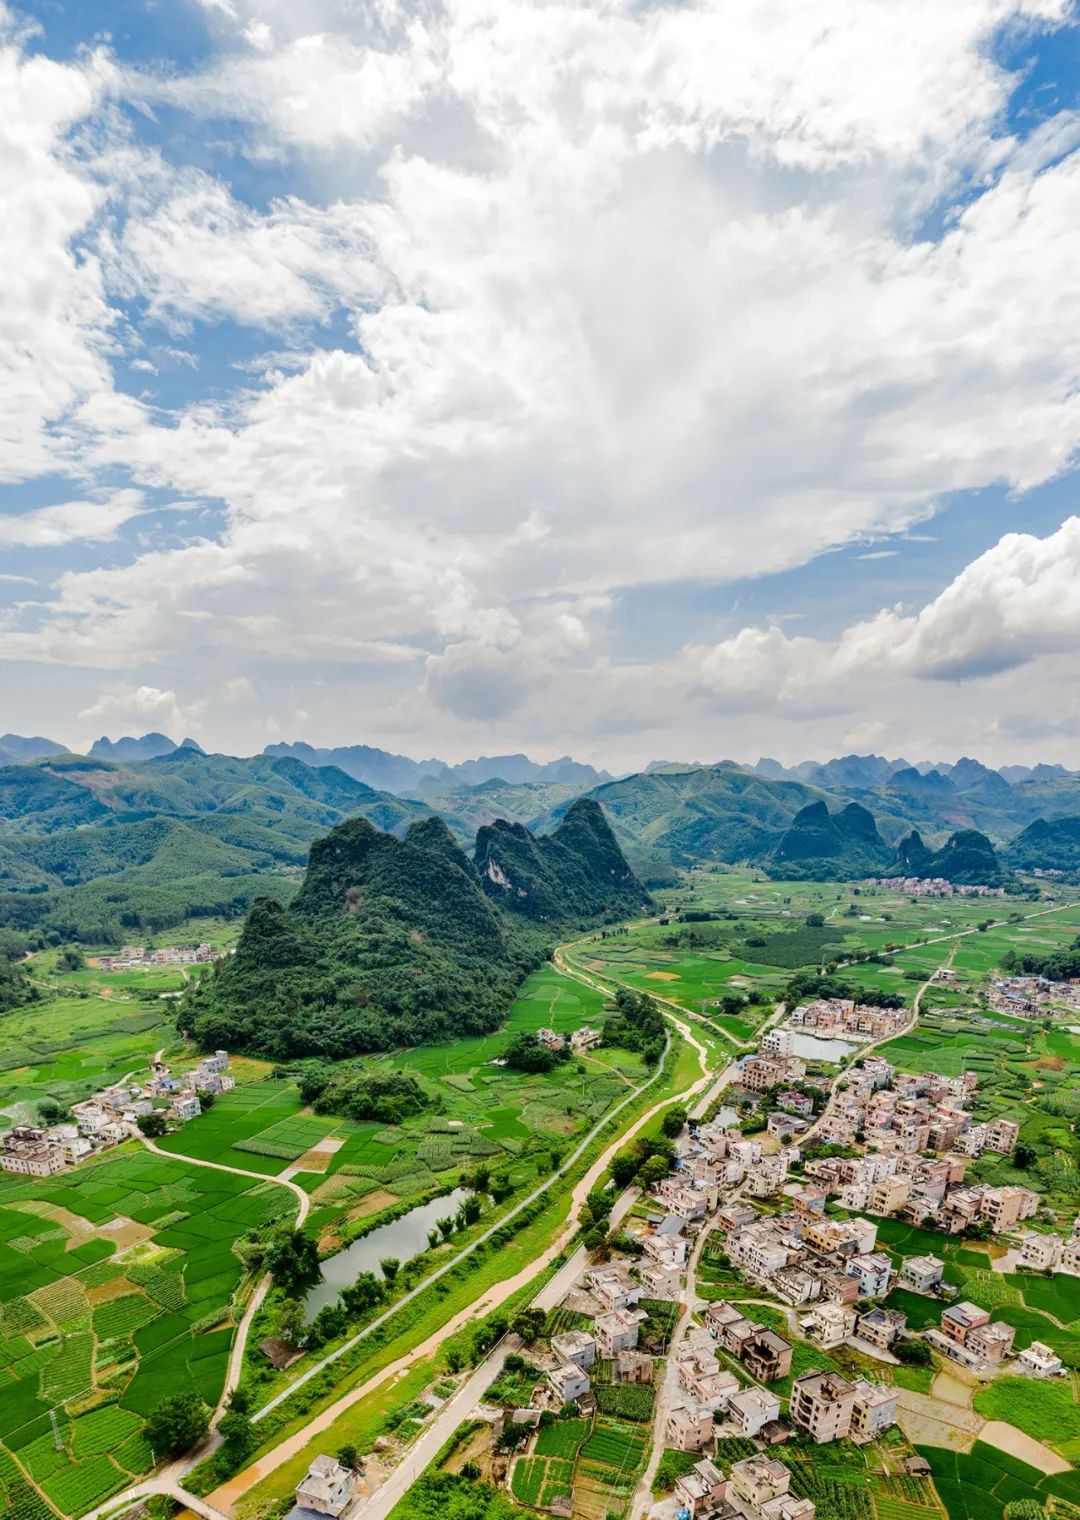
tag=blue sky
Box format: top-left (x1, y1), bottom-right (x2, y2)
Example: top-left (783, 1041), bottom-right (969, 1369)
top-left (4, 0), bottom-right (1080, 769)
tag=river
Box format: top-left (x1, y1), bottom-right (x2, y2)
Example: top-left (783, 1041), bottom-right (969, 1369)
top-left (303, 1187), bottom-right (473, 1319)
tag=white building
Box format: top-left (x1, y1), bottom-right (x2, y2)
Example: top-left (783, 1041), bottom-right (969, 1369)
top-left (295, 1455), bottom-right (356, 1518)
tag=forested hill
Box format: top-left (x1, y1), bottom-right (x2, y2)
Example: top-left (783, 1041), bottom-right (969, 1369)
top-left (767, 801), bottom-right (891, 881)
top-left (184, 806), bottom-right (645, 1059)
top-left (0, 751), bottom-right (439, 944)
top-left (474, 798), bottom-right (650, 921)
top-left (894, 828), bottom-right (1004, 885)
top-left (182, 815), bottom-right (538, 1058)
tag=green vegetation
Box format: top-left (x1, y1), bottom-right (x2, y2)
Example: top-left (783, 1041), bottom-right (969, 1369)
top-left (1006, 817), bottom-right (1080, 878)
top-left (184, 815), bottom-right (544, 1059)
top-left (388, 1471), bottom-right (517, 1520)
top-left (769, 801), bottom-right (890, 881)
top-left (184, 803), bottom-right (642, 1061)
top-left (895, 828), bottom-right (1003, 886)
top-left (0, 751), bottom-right (441, 943)
top-left (918, 1441), bottom-right (1080, 1520)
top-left (474, 798), bottom-right (649, 921)
top-left (973, 1379), bottom-right (1080, 1447)
top-left (0, 1144), bottom-right (296, 1507)
top-left (301, 1067), bottom-right (431, 1123)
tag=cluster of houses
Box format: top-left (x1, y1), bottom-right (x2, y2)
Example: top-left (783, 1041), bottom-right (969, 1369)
top-left (0, 1051), bottom-right (233, 1176)
top-left (786, 999), bottom-right (909, 1041)
top-left (864, 878), bottom-right (1004, 898)
top-left (989, 976), bottom-right (1080, 1016)
top-left (95, 942), bottom-right (221, 971)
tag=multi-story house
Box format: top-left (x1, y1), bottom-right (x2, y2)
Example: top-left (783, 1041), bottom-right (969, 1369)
top-left (675, 1460), bottom-right (729, 1520)
top-left (849, 1381), bottom-right (898, 1443)
top-left (586, 1267), bottom-right (640, 1312)
top-left (730, 1456), bottom-right (791, 1512)
top-left (789, 1371), bottom-right (857, 1443)
top-left (802, 1302), bottom-right (856, 1349)
top-left (845, 1252), bottom-right (893, 1299)
top-left (743, 1329), bottom-right (793, 1383)
top-left (665, 1399), bottom-right (715, 1453)
top-left (551, 1331), bottom-right (596, 1369)
top-left (985, 1119), bottom-right (1021, 1155)
top-left (547, 1361), bottom-right (590, 1405)
top-left (1019, 1233), bottom-right (1062, 1272)
top-left (728, 1386), bottom-right (781, 1438)
top-left (594, 1310), bottom-right (640, 1357)
top-left (1, 1127), bottom-right (65, 1176)
top-left (856, 1307), bottom-right (906, 1350)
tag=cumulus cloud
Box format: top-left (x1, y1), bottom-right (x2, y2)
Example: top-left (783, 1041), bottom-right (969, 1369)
top-left (78, 683), bottom-right (201, 736)
top-left (684, 516), bottom-right (1080, 706)
top-left (6, 1), bottom-right (1080, 762)
top-left (0, 490), bottom-right (143, 547)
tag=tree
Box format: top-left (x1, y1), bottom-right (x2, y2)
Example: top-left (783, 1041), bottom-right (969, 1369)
top-left (341, 1272), bottom-right (384, 1318)
top-left (146, 1393), bottom-right (210, 1458)
top-left (137, 1111), bottom-right (168, 1138)
top-left (37, 1097), bottom-right (70, 1124)
top-left (380, 1256), bottom-right (400, 1283)
top-left (59, 947), bottom-right (85, 971)
top-left (218, 1408), bottom-right (256, 1460)
top-left (338, 1444), bottom-right (360, 1471)
top-left (661, 1105), bottom-right (688, 1138)
top-left (1013, 1143), bottom-right (1037, 1171)
top-left (637, 1155), bottom-right (671, 1187)
top-left (503, 1032), bottom-right (561, 1074)
top-left (894, 1338), bottom-right (932, 1366)
top-left (266, 1229), bottom-right (322, 1294)
top-left (510, 1308), bottom-right (546, 1344)
top-left (276, 1296), bottom-right (305, 1347)
top-left (610, 1150), bottom-right (640, 1188)
top-left (805, 913), bottom-right (825, 928)
top-left (199, 1091), bottom-right (216, 1111)
top-left (583, 1226), bottom-right (606, 1251)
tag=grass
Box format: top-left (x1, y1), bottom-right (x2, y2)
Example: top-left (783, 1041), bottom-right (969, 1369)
top-left (973, 1377), bottom-right (1080, 1449)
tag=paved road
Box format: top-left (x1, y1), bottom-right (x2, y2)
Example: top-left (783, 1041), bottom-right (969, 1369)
top-left (206, 1002), bottom-right (716, 1512)
top-left (356, 1186), bottom-right (648, 1520)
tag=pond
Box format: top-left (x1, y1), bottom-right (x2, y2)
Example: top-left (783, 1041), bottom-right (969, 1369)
top-left (303, 1186), bottom-right (473, 1319)
top-left (786, 1031), bottom-right (860, 1064)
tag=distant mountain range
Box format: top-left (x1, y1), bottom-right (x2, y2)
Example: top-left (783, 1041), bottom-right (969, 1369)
top-left (1, 737), bottom-right (1079, 937)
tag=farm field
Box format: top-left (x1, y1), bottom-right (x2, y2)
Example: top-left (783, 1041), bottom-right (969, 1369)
top-left (0, 1144), bottom-right (296, 1516)
top-left (0, 945), bottom-right (207, 1127)
top-left (160, 966), bottom-right (643, 1239)
top-left (919, 1439), bottom-right (1080, 1520)
top-left (563, 872), bottom-right (1080, 1035)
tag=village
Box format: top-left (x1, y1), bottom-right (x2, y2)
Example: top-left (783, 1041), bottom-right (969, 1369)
top-left (0, 1050), bottom-right (235, 1176)
top-left (357, 993), bottom-right (1080, 1520)
top-left (94, 942), bottom-right (224, 971)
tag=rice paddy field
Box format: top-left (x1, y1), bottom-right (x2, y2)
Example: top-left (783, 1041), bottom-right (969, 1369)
top-left (561, 873), bottom-right (1080, 1049)
top-left (0, 1144), bottom-right (296, 1516)
top-left (919, 1440), bottom-right (1080, 1520)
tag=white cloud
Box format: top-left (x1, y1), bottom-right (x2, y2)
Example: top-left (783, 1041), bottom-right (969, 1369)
top-left (684, 515), bottom-right (1080, 706)
top-left (7, 1), bottom-right (1080, 764)
top-left (78, 683), bottom-right (201, 736)
top-left (0, 28), bottom-right (116, 482)
top-left (0, 490), bottom-right (142, 548)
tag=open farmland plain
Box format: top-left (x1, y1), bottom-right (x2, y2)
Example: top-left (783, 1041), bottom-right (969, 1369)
top-left (0, 1145), bottom-right (296, 1515)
